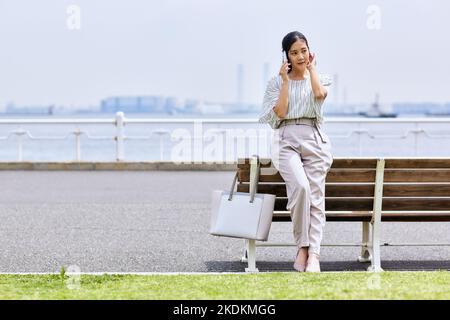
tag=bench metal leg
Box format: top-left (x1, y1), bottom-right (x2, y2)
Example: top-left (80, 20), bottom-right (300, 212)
top-left (245, 239), bottom-right (259, 272)
top-left (240, 239), bottom-right (248, 263)
top-left (244, 156), bottom-right (259, 272)
top-left (367, 158), bottom-right (384, 272)
top-left (358, 221), bottom-right (372, 262)
top-left (367, 220), bottom-right (383, 272)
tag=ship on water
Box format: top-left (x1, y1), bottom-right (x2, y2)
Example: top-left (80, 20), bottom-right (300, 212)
top-left (358, 93), bottom-right (397, 118)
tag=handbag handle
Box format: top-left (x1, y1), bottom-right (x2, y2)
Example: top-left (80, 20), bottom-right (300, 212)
top-left (228, 156), bottom-right (260, 203)
top-left (228, 170), bottom-right (239, 201)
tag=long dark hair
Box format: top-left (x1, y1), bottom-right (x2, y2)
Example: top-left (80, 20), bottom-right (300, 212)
top-left (282, 31), bottom-right (310, 73)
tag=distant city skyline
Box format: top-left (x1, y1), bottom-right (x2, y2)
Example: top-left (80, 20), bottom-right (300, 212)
top-left (0, 0), bottom-right (449, 110)
top-left (5, 92), bottom-right (450, 118)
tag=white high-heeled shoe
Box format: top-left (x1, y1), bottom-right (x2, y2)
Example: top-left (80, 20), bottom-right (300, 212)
top-left (305, 253), bottom-right (321, 272)
top-left (293, 248), bottom-right (306, 272)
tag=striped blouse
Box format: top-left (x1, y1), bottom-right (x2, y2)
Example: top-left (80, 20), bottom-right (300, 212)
top-left (258, 73), bottom-right (333, 129)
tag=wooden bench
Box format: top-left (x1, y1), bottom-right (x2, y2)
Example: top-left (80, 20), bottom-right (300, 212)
top-left (236, 156), bottom-right (450, 272)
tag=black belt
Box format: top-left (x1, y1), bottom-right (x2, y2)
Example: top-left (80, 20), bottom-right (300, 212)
top-left (278, 118), bottom-right (327, 143)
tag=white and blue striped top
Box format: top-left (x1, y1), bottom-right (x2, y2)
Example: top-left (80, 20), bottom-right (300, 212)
top-left (258, 73), bottom-right (333, 129)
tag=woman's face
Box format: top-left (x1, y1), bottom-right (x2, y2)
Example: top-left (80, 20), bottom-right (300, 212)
top-left (287, 39), bottom-right (309, 72)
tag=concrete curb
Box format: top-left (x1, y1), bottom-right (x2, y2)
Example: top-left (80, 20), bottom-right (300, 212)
top-left (0, 162), bottom-right (237, 171)
top-left (0, 271), bottom-right (434, 275)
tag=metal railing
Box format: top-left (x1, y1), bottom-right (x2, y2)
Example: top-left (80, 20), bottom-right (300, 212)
top-left (1, 111), bottom-right (450, 161)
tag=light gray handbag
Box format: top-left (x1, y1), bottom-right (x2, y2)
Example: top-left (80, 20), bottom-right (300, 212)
top-left (209, 159), bottom-right (276, 241)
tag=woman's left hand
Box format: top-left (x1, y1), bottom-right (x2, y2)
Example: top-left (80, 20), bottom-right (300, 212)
top-left (307, 52), bottom-right (316, 70)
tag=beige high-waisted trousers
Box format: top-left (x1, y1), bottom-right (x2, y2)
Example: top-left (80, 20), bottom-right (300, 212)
top-left (271, 118), bottom-right (333, 256)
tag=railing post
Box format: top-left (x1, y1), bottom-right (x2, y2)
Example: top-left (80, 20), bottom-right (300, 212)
top-left (358, 122), bottom-right (362, 156)
top-left (74, 128), bottom-right (82, 161)
top-left (17, 133), bottom-right (23, 162)
top-left (115, 111), bottom-right (125, 161)
top-left (414, 122), bottom-right (419, 156)
top-left (15, 127), bottom-right (26, 162)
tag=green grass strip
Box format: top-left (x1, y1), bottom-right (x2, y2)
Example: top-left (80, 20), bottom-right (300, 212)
top-left (0, 271), bottom-right (448, 300)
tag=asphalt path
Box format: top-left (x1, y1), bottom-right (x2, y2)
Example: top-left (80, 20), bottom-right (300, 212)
top-left (0, 171), bottom-right (448, 273)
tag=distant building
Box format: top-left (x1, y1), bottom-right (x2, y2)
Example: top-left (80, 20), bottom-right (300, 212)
top-left (5, 103), bottom-right (55, 115)
top-left (100, 96), bottom-right (168, 113)
top-left (392, 103), bottom-right (450, 115)
top-left (100, 95), bottom-right (232, 115)
top-left (6, 94), bottom-right (450, 117)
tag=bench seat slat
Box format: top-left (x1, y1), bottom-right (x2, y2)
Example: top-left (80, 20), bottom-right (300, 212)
top-left (274, 198), bottom-right (374, 211)
top-left (237, 183), bottom-right (450, 197)
top-left (382, 198), bottom-right (450, 210)
top-left (273, 212), bottom-right (450, 222)
top-left (238, 183), bottom-right (375, 197)
top-left (273, 198), bottom-right (450, 211)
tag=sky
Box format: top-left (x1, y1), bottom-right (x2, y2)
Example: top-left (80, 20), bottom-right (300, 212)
top-left (0, 0), bottom-right (449, 109)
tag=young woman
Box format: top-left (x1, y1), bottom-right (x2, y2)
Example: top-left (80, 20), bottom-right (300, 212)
top-left (258, 31), bottom-right (333, 272)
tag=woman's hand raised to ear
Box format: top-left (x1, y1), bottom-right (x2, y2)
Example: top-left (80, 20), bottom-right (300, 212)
top-left (307, 52), bottom-right (327, 100)
top-left (306, 52), bottom-right (317, 70)
top-left (279, 61), bottom-right (290, 82)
